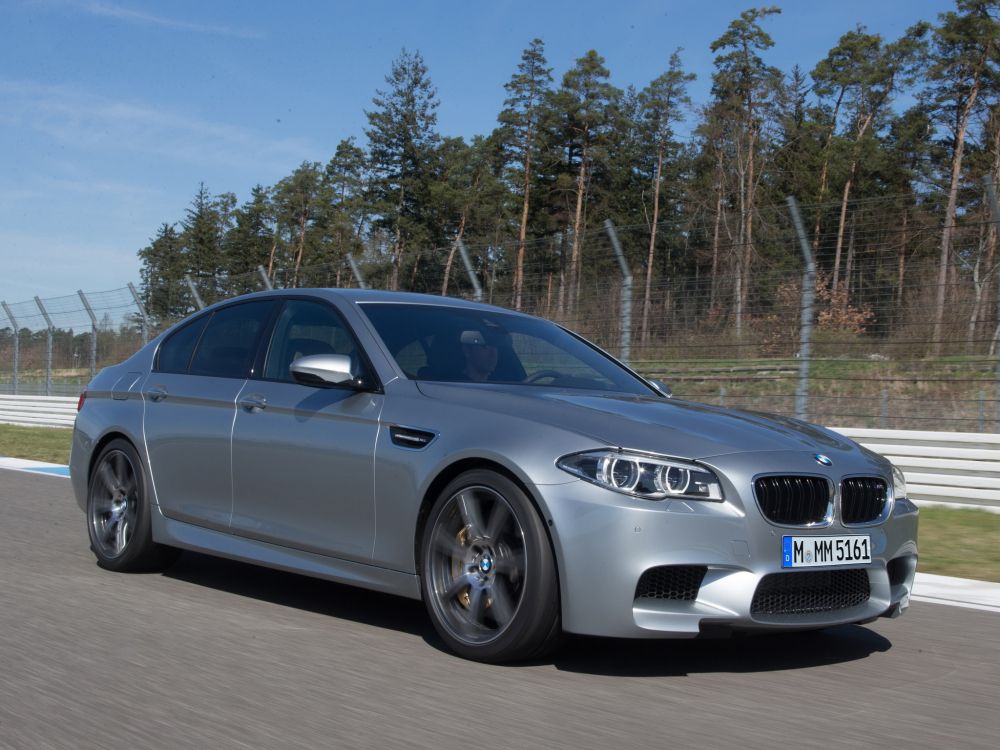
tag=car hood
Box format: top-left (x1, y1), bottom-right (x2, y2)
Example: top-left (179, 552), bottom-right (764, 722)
top-left (414, 382), bottom-right (857, 460)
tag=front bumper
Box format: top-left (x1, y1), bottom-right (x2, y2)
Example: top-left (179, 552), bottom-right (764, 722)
top-left (539, 454), bottom-right (918, 638)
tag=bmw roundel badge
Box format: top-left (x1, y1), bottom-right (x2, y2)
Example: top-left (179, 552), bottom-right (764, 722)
top-left (814, 454), bottom-right (833, 467)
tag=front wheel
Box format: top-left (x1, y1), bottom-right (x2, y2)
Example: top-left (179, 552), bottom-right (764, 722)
top-left (86, 439), bottom-right (178, 572)
top-left (420, 469), bottom-right (561, 662)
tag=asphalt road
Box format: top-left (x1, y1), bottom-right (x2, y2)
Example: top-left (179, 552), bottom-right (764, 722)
top-left (2, 469), bottom-right (997, 750)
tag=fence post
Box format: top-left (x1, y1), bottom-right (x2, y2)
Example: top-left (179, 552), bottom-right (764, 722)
top-left (185, 274), bottom-right (205, 310)
top-left (257, 265), bottom-right (274, 291)
top-left (78, 290), bottom-right (98, 378)
top-left (880, 387), bottom-right (889, 429)
top-left (456, 240), bottom-right (483, 302)
top-left (786, 197), bottom-right (816, 422)
top-left (604, 220), bottom-right (633, 366)
top-left (986, 176), bottom-right (1000, 431)
top-left (346, 253), bottom-right (367, 289)
top-left (34, 296), bottom-right (55, 396)
top-left (1, 301), bottom-right (18, 395)
top-left (127, 282), bottom-right (149, 345)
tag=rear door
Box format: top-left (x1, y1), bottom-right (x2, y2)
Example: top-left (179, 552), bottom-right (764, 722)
top-left (230, 297), bottom-right (381, 561)
top-left (143, 300), bottom-right (275, 531)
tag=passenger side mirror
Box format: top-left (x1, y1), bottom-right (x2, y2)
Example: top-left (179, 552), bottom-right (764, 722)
top-left (290, 354), bottom-right (363, 389)
top-left (650, 379), bottom-right (673, 398)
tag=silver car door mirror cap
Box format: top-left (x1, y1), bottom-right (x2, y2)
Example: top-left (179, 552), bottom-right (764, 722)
top-left (290, 354), bottom-right (356, 387)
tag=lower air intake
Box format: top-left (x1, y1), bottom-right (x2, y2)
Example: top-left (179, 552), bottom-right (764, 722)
top-left (635, 565), bottom-right (707, 601)
top-left (751, 569), bottom-right (870, 615)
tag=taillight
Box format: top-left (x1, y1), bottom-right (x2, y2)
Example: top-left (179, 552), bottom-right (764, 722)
top-left (77, 391), bottom-right (87, 412)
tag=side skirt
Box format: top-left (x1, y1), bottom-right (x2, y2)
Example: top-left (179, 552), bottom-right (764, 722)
top-left (151, 512), bottom-right (422, 600)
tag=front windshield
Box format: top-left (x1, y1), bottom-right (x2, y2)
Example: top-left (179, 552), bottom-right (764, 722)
top-left (360, 302), bottom-right (655, 396)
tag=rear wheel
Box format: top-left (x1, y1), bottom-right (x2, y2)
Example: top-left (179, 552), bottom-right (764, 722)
top-left (87, 439), bottom-right (178, 572)
top-left (420, 469), bottom-right (561, 663)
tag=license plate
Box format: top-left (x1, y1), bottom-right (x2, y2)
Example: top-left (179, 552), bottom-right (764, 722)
top-left (782, 535), bottom-right (871, 568)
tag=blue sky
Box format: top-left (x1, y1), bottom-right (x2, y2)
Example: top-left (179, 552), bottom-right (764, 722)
top-left (0, 0), bottom-right (954, 307)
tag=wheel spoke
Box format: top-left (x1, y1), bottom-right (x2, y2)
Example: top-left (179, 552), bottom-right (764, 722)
top-left (90, 496), bottom-right (116, 516)
top-left (101, 514), bottom-right (121, 544)
top-left (484, 500), bottom-right (510, 541)
top-left (115, 518), bottom-right (129, 554)
top-left (489, 579), bottom-right (516, 627)
top-left (495, 549), bottom-right (525, 580)
top-left (96, 461), bottom-right (117, 495)
top-left (466, 585), bottom-right (486, 627)
top-left (119, 475), bottom-right (138, 501)
top-left (456, 491), bottom-right (485, 537)
top-left (433, 533), bottom-right (467, 560)
top-left (111, 452), bottom-right (127, 485)
top-left (443, 573), bottom-right (477, 601)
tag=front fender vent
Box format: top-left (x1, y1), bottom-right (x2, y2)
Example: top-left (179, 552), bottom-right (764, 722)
top-left (389, 425), bottom-right (436, 449)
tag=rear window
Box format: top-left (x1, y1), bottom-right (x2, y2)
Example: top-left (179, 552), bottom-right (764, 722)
top-left (187, 301), bottom-right (274, 379)
top-left (156, 315), bottom-right (209, 373)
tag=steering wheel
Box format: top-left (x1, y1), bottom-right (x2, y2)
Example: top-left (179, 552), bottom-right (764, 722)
top-left (523, 369), bottom-right (562, 384)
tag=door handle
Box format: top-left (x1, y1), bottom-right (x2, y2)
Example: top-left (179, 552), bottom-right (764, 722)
top-left (146, 386), bottom-right (167, 402)
top-left (239, 394), bottom-right (267, 412)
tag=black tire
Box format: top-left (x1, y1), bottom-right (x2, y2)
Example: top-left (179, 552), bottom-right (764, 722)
top-left (86, 439), bottom-right (178, 572)
top-left (420, 469), bottom-right (561, 663)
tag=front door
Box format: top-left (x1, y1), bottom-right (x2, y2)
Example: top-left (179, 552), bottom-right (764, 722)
top-left (230, 298), bottom-right (380, 561)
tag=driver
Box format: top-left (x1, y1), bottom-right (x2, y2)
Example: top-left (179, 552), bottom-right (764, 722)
top-left (459, 329), bottom-right (499, 382)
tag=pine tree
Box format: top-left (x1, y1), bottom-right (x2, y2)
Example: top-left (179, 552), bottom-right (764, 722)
top-left (365, 49), bottom-right (441, 289)
top-left (223, 185), bottom-right (275, 291)
top-left (499, 39), bottom-right (553, 309)
top-left (709, 6), bottom-right (783, 338)
top-left (181, 184), bottom-right (224, 281)
top-left (272, 162), bottom-right (328, 287)
top-left (552, 50), bottom-right (621, 314)
top-left (638, 50), bottom-right (694, 343)
top-left (925, 0), bottom-right (999, 354)
top-left (138, 223), bottom-right (185, 323)
top-left (813, 23), bottom-right (929, 296)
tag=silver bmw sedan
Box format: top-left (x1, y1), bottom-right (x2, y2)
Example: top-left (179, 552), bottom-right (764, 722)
top-left (70, 289), bottom-right (918, 662)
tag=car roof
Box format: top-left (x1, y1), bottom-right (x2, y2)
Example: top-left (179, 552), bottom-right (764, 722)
top-left (223, 288), bottom-right (530, 317)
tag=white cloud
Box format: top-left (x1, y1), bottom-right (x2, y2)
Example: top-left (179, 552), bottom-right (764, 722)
top-left (0, 79), bottom-right (313, 173)
top-left (75, 1), bottom-right (262, 39)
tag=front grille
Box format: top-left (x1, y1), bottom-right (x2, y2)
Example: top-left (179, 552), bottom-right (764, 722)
top-left (751, 569), bottom-right (870, 615)
top-left (754, 476), bottom-right (831, 525)
top-left (635, 565), bottom-right (707, 601)
top-left (841, 477), bottom-right (888, 524)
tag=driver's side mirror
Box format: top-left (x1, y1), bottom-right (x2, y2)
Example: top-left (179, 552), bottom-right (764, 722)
top-left (290, 354), bottom-right (368, 389)
top-left (651, 379), bottom-right (673, 398)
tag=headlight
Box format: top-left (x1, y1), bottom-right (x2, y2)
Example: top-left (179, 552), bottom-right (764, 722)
top-left (557, 449), bottom-right (724, 501)
top-left (892, 464), bottom-right (907, 500)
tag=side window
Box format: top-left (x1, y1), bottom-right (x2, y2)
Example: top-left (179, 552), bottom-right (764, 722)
top-left (156, 315), bottom-right (209, 373)
top-left (188, 301), bottom-right (274, 379)
top-left (263, 299), bottom-right (360, 382)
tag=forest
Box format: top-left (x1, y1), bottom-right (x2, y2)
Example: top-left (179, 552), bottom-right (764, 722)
top-left (133, 2), bottom-right (1000, 371)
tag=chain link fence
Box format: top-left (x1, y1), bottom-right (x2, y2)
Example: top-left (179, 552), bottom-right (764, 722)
top-left (2, 189), bottom-right (1000, 430)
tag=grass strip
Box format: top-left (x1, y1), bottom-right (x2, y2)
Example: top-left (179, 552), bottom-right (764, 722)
top-left (916, 507), bottom-right (1000, 583)
top-left (0, 423), bottom-right (72, 464)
